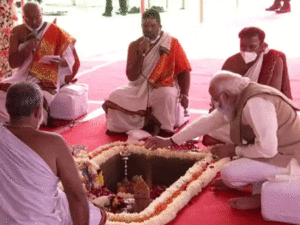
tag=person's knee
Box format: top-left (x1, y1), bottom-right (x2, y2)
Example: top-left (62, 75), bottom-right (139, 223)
top-left (220, 166), bottom-right (232, 184)
top-left (150, 87), bottom-right (177, 104)
top-left (220, 164), bottom-right (239, 186)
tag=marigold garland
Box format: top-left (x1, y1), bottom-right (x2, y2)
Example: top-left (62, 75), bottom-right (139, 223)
top-left (73, 141), bottom-right (230, 225)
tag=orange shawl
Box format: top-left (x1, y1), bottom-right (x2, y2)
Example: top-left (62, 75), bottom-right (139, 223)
top-left (148, 38), bottom-right (191, 88)
top-left (29, 23), bottom-right (80, 89)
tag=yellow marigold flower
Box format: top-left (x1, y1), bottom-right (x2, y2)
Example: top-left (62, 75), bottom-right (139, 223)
top-left (95, 171), bottom-right (104, 187)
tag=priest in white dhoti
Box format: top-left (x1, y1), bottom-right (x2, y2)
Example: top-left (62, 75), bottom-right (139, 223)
top-left (0, 2), bottom-right (79, 124)
top-left (145, 71), bottom-right (300, 210)
top-left (102, 9), bottom-right (191, 136)
top-left (0, 81), bottom-right (106, 224)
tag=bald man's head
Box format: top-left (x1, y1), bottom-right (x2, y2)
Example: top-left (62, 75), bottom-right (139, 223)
top-left (22, 2), bottom-right (43, 30)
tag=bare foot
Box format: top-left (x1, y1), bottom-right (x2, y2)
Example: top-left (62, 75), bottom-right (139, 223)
top-left (229, 194), bottom-right (261, 210)
top-left (211, 178), bottom-right (232, 191)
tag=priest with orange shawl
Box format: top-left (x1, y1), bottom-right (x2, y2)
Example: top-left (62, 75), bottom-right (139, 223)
top-left (0, 2), bottom-right (79, 124)
top-left (103, 9), bottom-right (191, 136)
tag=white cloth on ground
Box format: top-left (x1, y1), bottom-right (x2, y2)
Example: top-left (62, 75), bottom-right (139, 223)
top-left (126, 129), bottom-right (152, 142)
top-left (0, 22), bottom-right (75, 124)
top-left (0, 124), bottom-right (102, 224)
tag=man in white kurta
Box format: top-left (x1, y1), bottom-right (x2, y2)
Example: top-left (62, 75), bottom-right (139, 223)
top-left (145, 71), bottom-right (300, 210)
top-left (0, 2), bottom-right (79, 124)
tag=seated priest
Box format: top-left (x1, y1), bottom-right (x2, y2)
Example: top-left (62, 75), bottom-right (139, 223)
top-left (102, 9), bottom-right (191, 137)
top-left (0, 2), bottom-right (79, 125)
top-left (0, 81), bottom-right (106, 225)
top-left (203, 26), bottom-right (292, 146)
top-left (145, 71), bottom-right (300, 211)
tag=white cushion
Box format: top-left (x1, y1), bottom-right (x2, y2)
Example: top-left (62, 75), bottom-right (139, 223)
top-left (261, 178), bottom-right (300, 224)
top-left (50, 83), bottom-right (88, 120)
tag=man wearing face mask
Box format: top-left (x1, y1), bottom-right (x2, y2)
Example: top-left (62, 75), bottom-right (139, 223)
top-left (222, 27), bottom-right (291, 98)
top-left (103, 9), bottom-right (191, 136)
top-left (202, 26), bottom-right (292, 146)
top-left (144, 71), bottom-right (300, 213)
top-left (0, 2), bottom-right (80, 125)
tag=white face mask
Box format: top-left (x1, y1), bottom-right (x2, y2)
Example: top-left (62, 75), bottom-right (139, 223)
top-left (240, 51), bottom-right (257, 64)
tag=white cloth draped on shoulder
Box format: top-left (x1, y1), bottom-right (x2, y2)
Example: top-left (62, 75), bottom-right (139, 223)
top-left (106, 32), bottom-right (179, 132)
top-left (108, 32), bottom-right (173, 112)
top-left (0, 125), bottom-right (101, 225)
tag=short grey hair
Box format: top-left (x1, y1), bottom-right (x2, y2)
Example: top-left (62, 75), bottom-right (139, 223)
top-left (209, 71), bottom-right (250, 96)
top-left (5, 82), bottom-right (43, 119)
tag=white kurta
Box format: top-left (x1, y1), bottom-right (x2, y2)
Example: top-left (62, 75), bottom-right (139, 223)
top-left (208, 48), bottom-right (269, 143)
top-left (0, 22), bottom-right (75, 123)
top-left (172, 97), bottom-right (299, 193)
top-left (0, 124), bottom-right (102, 224)
top-left (106, 32), bottom-right (180, 133)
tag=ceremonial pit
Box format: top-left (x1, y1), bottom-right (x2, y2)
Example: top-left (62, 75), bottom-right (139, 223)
top-left (72, 142), bottom-right (229, 225)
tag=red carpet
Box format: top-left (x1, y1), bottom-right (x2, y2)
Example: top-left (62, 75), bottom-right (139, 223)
top-left (56, 114), bottom-right (286, 225)
top-left (43, 58), bottom-right (295, 224)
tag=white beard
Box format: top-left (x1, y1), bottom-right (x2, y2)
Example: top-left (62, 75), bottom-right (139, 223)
top-left (214, 101), bottom-right (235, 121)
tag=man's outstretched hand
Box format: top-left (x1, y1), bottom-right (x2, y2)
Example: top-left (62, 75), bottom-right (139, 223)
top-left (144, 136), bottom-right (172, 150)
top-left (210, 143), bottom-right (236, 159)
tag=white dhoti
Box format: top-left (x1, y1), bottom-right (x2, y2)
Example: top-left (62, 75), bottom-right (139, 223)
top-left (221, 158), bottom-right (289, 194)
top-left (107, 85), bottom-right (179, 133)
top-left (0, 124), bottom-right (102, 224)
